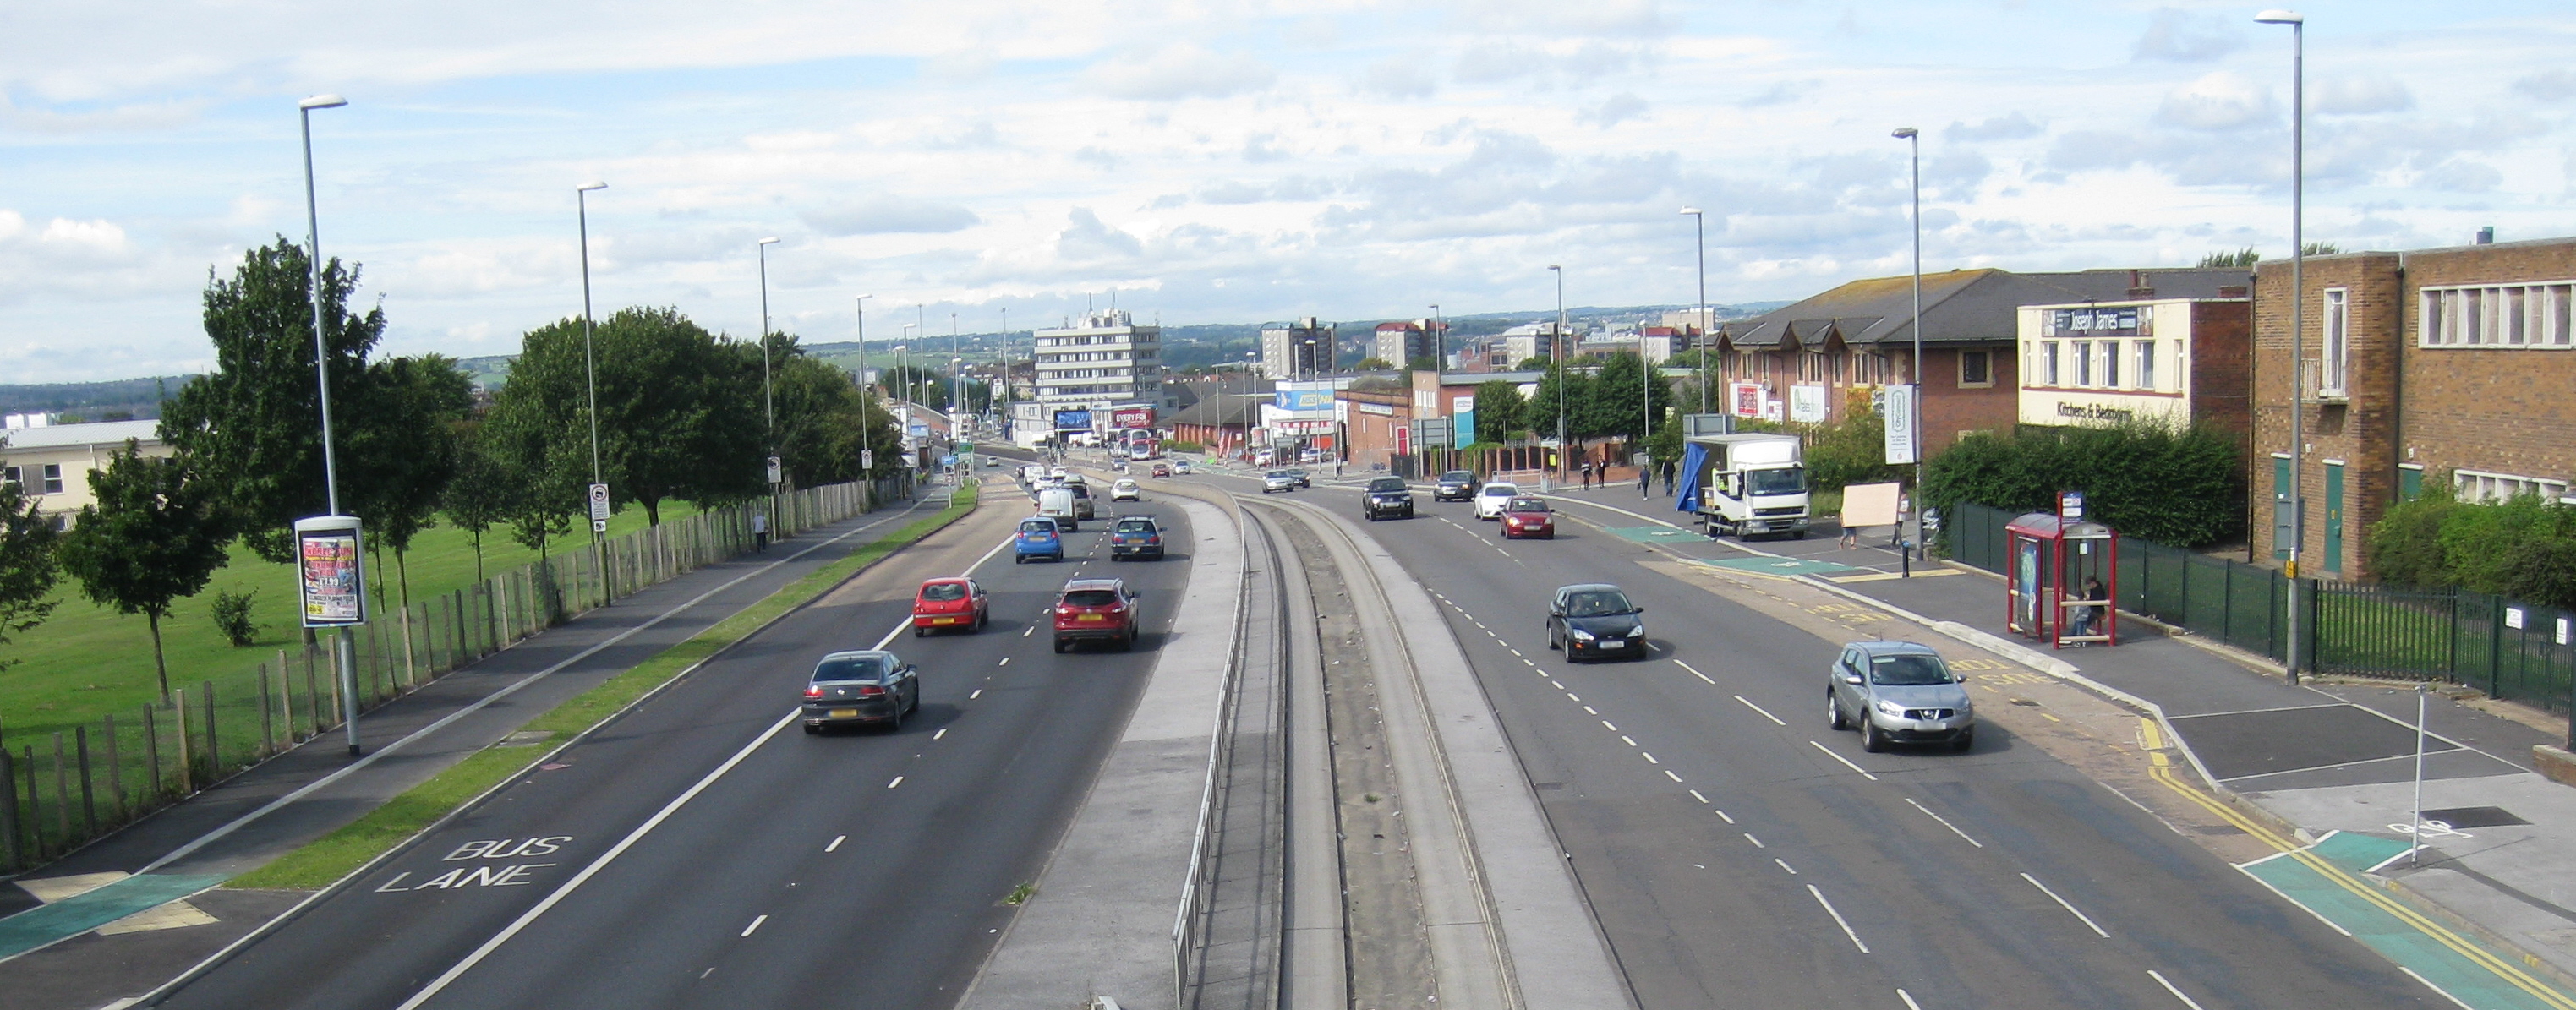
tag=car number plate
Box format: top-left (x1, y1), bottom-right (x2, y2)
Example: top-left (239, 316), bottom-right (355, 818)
top-left (933, 617), bottom-right (957, 624)
top-left (829, 708), bottom-right (858, 718)
top-left (1598, 640), bottom-right (1626, 648)
top-left (1079, 614), bottom-right (1104, 621)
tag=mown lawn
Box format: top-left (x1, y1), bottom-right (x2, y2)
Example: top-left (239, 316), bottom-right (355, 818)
top-left (0, 504), bottom-right (697, 749)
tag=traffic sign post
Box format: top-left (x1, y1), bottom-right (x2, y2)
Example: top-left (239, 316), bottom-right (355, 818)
top-left (589, 483), bottom-right (610, 534)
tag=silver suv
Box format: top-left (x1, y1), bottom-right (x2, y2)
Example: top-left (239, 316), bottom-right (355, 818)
top-left (1826, 641), bottom-right (1974, 752)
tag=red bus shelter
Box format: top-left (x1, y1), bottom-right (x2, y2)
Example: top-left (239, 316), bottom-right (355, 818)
top-left (2004, 511), bottom-right (2119, 649)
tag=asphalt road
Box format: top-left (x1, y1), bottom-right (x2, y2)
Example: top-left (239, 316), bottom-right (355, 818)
top-left (1196, 467), bottom-right (2435, 1010)
top-left (152, 482), bottom-right (1197, 1010)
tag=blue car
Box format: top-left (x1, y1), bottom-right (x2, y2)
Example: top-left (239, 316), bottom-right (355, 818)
top-left (1014, 517), bottom-right (1065, 563)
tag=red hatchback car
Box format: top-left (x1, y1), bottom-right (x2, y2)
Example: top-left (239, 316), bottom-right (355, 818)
top-left (1052, 578), bottom-right (1140, 652)
top-left (912, 577), bottom-right (989, 635)
top-left (1501, 497), bottom-right (1556, 539)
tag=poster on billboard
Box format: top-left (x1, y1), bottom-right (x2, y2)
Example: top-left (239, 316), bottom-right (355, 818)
top-left (1053, 408), bottom-right (1093, 431)
top-left (294, 516), bottom-right (368, 626)
top-left (1452, 394), bottom-right (1476, 446)
top-left (1729, 382), bottom-right (1764, 418)
top-left (1274, 383), bottom-right (1337, 412)
top-left (1788, 385), bottom-right (1829, 424)
top-left (1884, 384), bottom-right (1919, 465)
top-left (1112, 406), bottom-right (1155, 429)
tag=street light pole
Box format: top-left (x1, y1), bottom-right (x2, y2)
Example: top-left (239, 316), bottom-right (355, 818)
top-left (1550, 264), bottom-right (1566, 490)
top-left (855, 293), bottom-right (873, 484)
top-left (1894, 127), bottom-right (1923, 575)
top-left (2260, 8), bottom-right (2307, 684)
top-left (577, 182), bottom-right (606, 493)
top-left (1681, 207), bottom-right (1708, 417)
top-left (756, 237), bottom-right (780, 443)
top-left (297, 92), bottom-right (362, 756)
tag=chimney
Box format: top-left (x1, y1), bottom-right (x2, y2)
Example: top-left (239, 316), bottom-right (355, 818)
top-left (2126, 270), bottom-right (2154, 300)
top-left (2475, 227), bottom-right (2495, 245)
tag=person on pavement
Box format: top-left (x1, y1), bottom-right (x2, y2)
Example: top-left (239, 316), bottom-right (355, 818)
top-left (752, 510), bottom-right (770, 551)
top-left (1639, 467), bottom-right (1652, 499)
top-left (1580, 461), bottom-right (1594, 489)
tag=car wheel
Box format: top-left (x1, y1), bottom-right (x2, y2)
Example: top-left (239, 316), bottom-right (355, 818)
top-left (915, 625), bottom-right (927, 637)
top-left (1861, 720), bottom-right (1886, 753)
top-left (1546, 625), bottom-right (1559, 650)
top-left (1122, 628), bottom-right (1137, 652)
top-left (804, 723), bottom-right (820, 735)
top-left (888, 703), bottom-right (904, 733)
top-left (1053, 638), bottom-right (1069, 653)
top-left (1014, 555), bottom-right (1025, 565)
top-left (1828, 692), bottom-right (1847, 730)
top-left (1952, 729), bottom-right (1974, 752)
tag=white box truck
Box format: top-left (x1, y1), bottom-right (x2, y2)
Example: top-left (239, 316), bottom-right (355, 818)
top-left (1683, 433), bottom-right (1810, 539)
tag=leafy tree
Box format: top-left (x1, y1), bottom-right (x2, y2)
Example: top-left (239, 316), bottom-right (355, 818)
top-left (443, 430), bottom-right (511, 581)
top-left (1406, 356), bottom-right (1440, 373)
top-left (1922, 421), bottom-right (2243, 548)
top-left (1514, 356), bottom-right (1555, 372)
top-left (489, 308), bottom-right (764, 526)
top-left (351, 354), bottom-right (473, 611)
top-left (161, 237), bottom-right (389, 562)
top-left (1583, 352), bottom-right (1669, 443)
top-left (0, 443), bottom-right (61, 672)
top-left (2197, 248), bottom-right (2262, 268)
top-left (1354, 356), bottom-right (1396, 371)
top-left (770, 339), bottom-right (901, 486)
top-left (878, 363), bottom-right (954, 411)
top-left (1473, 381), bottom-right (1525, 445)
top-left (1529, 359), bottom-right (1591, 442)
top-left (57, 443), bottom-right (234, 698)
top-left (2365, 482), bottom-right (2465, 590)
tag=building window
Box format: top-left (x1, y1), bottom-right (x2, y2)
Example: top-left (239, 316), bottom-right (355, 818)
top-left (1958, 350), bottom-right (1991, 388)
top-left (2072, 341), bottom-right (2092, 386)
top-left (2321, 288), bottom-right (2349, 396)
top-left (2100, 341), bottom-right (2119, 389)
top-left (41, 463), bottom-right (64, 494)
top-left (0, 465), bottom-right (17, 489)
top-left (2421, 281), bottom-right (2576, 348)
top-left (2454, 468), bottom-right (2571, 504)
top-left (2134, 341), bottom-right (2157, 390)
top-left (2042, 341), bottom-right (2061, 386)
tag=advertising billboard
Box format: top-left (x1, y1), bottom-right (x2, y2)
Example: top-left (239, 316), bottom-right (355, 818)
top-left (1112, 406), bottom-right (1155, 429)
top-left (1053, 408), bottom-right (1094, 432)
top-left (293, 516), bottom-right (368, 627)
top-left (1274, 383), bottom-right (1337, 413)
top-left (1728, 381), bottom-right (1765, 418)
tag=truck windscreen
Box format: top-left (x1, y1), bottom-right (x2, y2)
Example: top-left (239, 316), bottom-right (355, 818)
top-left (1748, 467), bottom-right (1808, 496)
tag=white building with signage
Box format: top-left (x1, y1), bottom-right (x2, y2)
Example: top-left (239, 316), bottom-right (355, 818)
top-left (1033, 308), bottom-right (1168, 413)
top-left (2014, 296), bottom-right (2251, 431)
top-left (0, 418), bottom-right (167, 528)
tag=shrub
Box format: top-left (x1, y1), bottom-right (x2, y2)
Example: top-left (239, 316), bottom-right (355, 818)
top-left (1922, 421), bottom-right (2244, 548)
top-left (2369, 483), bottom-right (2576, 608)
top-left (2365, 482), bottom-right (2465, 589)
top-left (1164, 439), bottom-right (1203, 454)
top-left (211, 587), bottom-right (260, 647)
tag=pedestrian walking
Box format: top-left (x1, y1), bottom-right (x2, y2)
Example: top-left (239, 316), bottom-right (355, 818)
top-left (752, 510), bottom-right (770, 552)
top-left (1660, 460), bottom-right (1676, 497)
top-left (1639, 466), bottom-right (1652, 499)
top-left (1580, 461), bottom-right (1594, 490)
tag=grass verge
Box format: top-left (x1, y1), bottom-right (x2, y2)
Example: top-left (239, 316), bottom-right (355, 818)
top-left (227, 484), bottom-right (980, 891)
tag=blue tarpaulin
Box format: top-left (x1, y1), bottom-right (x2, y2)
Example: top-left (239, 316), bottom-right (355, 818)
top-left (1674, 442), bottom-right (1709, 514)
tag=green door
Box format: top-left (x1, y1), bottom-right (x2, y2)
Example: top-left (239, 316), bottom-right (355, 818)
top-left (2323, 461), bottom-right (2344, 574)
top-left (2273, 455), bottom-right (2294, 560)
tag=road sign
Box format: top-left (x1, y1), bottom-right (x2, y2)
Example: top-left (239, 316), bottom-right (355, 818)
top-left (956, 442), bottom-right (974, 456)
top-left (861, 450), bottom-right (875, 470)
top-left (588, 483), bottom-right (610, 521)
top-left (593, 519), bottom-right (608, 533)
top-left (765, 456), bottom-right (783, 483)
top-left (939, 454), bottom-right (959, 467)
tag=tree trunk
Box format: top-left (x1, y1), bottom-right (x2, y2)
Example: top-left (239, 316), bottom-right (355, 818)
top-left (470, 531), bottom-right (484, 582)
top-left (149, 610), bottom-right (169, 700)
top-left (643, 495), bottom-right (662, 527)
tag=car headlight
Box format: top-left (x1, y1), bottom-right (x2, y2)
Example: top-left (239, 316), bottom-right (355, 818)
top-left (1627, 625), bottom-right (1645, 636)
top-left (1570, 628), bottom-right (1596, 641)
top-left (1874, 699), bottom-right (1907, 718)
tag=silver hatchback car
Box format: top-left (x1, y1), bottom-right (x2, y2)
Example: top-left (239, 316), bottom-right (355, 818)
top-left (1826, 641), bottom-right (1975, 752)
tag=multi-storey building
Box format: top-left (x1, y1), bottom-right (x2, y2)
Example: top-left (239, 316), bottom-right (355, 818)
top-left (2252, 236), bottom-right (2576, 580)
top-left (0, 418), bottom-right (168, 528)
top-left (1031, 308), bottom-right (1166, 412)
top-left (1370, 320), bottom-right (1438, 368)
top-left (1261, 318), bottom-right (1337, 379)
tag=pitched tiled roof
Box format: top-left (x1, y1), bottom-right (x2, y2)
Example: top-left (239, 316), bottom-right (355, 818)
top-left (1731, 267), bottom-right (2251, 347)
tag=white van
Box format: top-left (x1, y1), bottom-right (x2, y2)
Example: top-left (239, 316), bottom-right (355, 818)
top-left (1037, 487), bottom-right (1080, 531)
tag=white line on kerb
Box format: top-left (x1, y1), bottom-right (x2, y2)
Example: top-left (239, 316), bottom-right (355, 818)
top-left (2021, 873), bottom-right (2109, 938)
top-left (1904, 798), bottom-right (1984, 848)
top-left (740, 914), bottom-right (768, 937)
top-left (1808, 740), bottom-right (1880, 780)
top-left (1674, 658), bottom-right (1715, 685)
top-left (825, 835), bottom-right (845, 852)
top-left (2147, 970), bottom-right (2207, 1009)
top-left (1734, 695), bottom-right (1786, 726)
top-left (1808, 885), bottom-right (1870, 953)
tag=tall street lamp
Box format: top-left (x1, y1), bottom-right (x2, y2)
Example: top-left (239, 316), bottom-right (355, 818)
top-left (855, 293), bottom-right (873, 482)
top-left (2260, 8), bottom-right (2307, 682)
top-left (577, 182), bottom-right (606, 494)
top-left (1894, 126), bottom-right (1924, 575)
top-left (756, 237), bottom-right (781, 445)
top-left (297, 92), bottom-right (362, 756)
top-left (900, 324), bottom-right (918, 405)
top-left (1681, 206), bottom-right (1709, 417)
top-left (1550, 264), bottom-right (1567, 489)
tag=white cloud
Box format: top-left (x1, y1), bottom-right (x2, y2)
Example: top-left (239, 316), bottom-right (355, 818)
top-left (1946, 113), bottom-right (2043, 142)
top-left (2132, 8), bottom-right (2245, 63)
top-left (2316, 78), bottom-right (2414, 117)
top-left (1085, 43), bottom-right (1277, 101)
top-left (801, 199), bottom-right (982, 237)
top-left (1578, 93), bottom-right (1649, 128)
top-left (2154, 72), bottom-right (2273, 132)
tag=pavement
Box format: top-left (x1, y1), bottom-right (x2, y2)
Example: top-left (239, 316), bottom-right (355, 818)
top-left (0, 491), bottom-right (955, 1009)
top-left (1534, 484), bottom-right (2576, 1008)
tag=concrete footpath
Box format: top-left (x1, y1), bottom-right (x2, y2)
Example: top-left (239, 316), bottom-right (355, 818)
top-left (1546, 489), bottom-right (2576, 1009)
top-left (0, 495), bottom-right (943, 1003)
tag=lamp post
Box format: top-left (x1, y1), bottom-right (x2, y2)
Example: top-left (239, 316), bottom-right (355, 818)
top-left (1893, 127), bottom-right (1923, 576)
top-left (756, 237), bottom-right (780, 443)
top-left (1681, 206), bottom-right (1709, 417)
top-left (297, 92), bottom-right (363, 756)
top-left (999, 307), bottom-right (1011, 435)
top-left (900, 325), bottom-right (918, 406)
top-left (2259, 8), bottom-right (2307, 683)
top-left (1550, 264), bottom-right (1566, 490)
top-left (855, 293), bottom-right (873, 483)
top-left (577, 182), bottom-right (606, 495)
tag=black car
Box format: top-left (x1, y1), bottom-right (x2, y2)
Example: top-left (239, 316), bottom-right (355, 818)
top-left (1286, 468), bottom-right (1312, 488)
top-left (1108, 515), bottom-right (1166, 560)
top-left (1545, 584), bottom-right (1648, 663)
top-left (1362, 476), bottom-right (1415, 521)
top-left (1433, 470), bottom-right (1478, 502)
top-left (801, 650), bottom-right (921, 733)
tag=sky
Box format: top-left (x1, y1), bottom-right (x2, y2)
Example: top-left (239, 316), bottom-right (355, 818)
top-left (3, 1), bottom-right (2572, 384)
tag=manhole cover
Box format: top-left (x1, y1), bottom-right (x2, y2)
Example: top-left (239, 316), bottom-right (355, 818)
top-left (2418, 805), bottom-right (2529, 828)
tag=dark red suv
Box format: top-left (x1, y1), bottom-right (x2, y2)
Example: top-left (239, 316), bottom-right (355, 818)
top-left (1052, 578), bottom-right (1140, 652)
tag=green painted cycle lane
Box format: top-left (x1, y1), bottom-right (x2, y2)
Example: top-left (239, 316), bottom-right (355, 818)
top-left (2240, 832), bottom-right (2576, 1010)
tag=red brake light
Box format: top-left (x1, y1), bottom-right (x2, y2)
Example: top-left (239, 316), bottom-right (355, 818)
top-left (856, 685), bottom-right (885, 697)
top-left (804, 685), bottom-right (823, 699)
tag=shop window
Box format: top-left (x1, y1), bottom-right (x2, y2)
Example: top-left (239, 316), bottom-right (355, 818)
top-left (1957, 350), bottom-right (1992, 388)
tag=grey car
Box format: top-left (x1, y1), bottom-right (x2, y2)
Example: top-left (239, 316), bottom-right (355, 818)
top-left (1545, 584), bottom-right (1647, 663)
top-left (802, 650), bottom-right (921, 734)
top-left (1827, 641), bottom-right (1975, 751)
top-left (1262, 470), bottom-right (1298, 494)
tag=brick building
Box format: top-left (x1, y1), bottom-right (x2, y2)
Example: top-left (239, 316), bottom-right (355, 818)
top-left (2253, 237), bottom-right (2576, 580)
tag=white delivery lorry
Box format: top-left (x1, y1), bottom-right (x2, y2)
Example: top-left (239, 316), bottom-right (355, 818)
top-left (1683, 432), bottom-right (1810, 539)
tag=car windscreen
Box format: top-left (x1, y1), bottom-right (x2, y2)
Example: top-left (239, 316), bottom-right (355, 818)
top-left (1870, 654), bottom-right (1954, 685)
top-left (1507, 499), bottom-right (1548, 513)
top-left (1749, 467), bottom-right (1808, 496)
top-left (1368, 478), bottom-right (1408, 492)
top-left (920, 582), bottom-right (968, 602)
top-left (1062, 589), bottom-right (1121, 607)
top-left (1441, 472), bottom-right (1474, 482)
top-left (1564, 591), bottom-right (1634, 617)
top-left (813, 656), bottom-right (889, 682)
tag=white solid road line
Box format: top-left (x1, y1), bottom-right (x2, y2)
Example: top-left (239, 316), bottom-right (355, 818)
top-left (2147, 969), bottom-right (2208, 1009)
top-left (1807, 884), bottom-right (1870, 953)
top-left (1673, 658), bottom-right (1715, 685)
top-left (826, 835), bottom-right (845, 853)
top-left (139, 499), bottom-right (935, 875)
top-left (1904, 798), bottom-right (1985, 848)
top-left (887, 776), bottom-right (904, 789)
top-left (1734, 695), bottom-right (1786, 726)
top-left (1808, 740), bottom-right (1880, 781)
top-left (1898, 989), bottom-right (1923, 1010)
top-left (740, 914), bottom-right (768, 937)
top-left (2021, 872), bottom-right (2110, 938)
top-left (1774, 859), bottom-right (1797, 876)
top-left (2398, 967), bottom-right (2479, 1010)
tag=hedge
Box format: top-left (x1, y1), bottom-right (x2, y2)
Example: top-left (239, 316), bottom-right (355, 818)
top-left (1922, 422), bottom-right (2244, 548)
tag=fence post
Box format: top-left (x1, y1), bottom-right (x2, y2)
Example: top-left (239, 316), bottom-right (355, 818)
top-left (2491, 596), bottom-right (2507, 700)
top-left (52, 732), bottom-right (71, 843)
top-left (143, 703), bottom-right (161, 801)
top-left (75, 726), bottom-right (96, 838)
top-left (202, 681), bottom-right (219, 779)
top-left (1, 747), bottom-right (18, 871)
top-left (19, 745), bottom-right (36, 861)
top-left (102, 712), bottom-right (123, 823)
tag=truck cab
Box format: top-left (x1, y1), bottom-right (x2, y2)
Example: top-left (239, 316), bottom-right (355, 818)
top-left (1685, 433), bottom-right (1811, 540)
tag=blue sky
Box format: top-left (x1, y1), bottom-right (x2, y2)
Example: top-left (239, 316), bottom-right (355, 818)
top-left (3, 1), bottom-right (2572, 383)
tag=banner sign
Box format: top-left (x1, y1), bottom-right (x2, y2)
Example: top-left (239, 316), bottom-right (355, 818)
top-left (294, 516), bottom-right (368, 627)
top-left (1053, 408), bottom-right (1093, 431)
top-left (1274, 384), bottom-right (1337, 412)
top-left (1112, 407), bottom-right (1155, 429)
top-left (1729, 381), bottom-right (1765, 418)
top-left (1788, 384), bottom-right (1829, 424)
top-left (2043, 305), bottom-right (2152, 338)
top-left (1884, 384), bottom-right (1919, 466)
top-left (1452, 394), bottom-right (1476, 446)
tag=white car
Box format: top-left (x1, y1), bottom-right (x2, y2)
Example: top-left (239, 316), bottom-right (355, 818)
top-left (1111, 478), bottom-right (1142, 501)
top-left (1173, 460), bottom-right (1192, 474)
top-left (1475, 482), bottom-right (1522, 521)
top-left (1022, 464), bottom-right (1047, 483)
top-left (1261, 470), bottom-right (1299, 494)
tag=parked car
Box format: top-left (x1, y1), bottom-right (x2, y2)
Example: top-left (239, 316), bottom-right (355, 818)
top-left (1262, 470), bottom-right (1298, 494)
top-left (1112, 478), bottom-right (1142, 501)
top-left (1363, 476), bottom-right (1415, 521)
top-left (1545, 583), bottom-right (1646, 663)
top-left (1434, 470), bottom-right (1478, 502)
top-left (1475, 482), bottom-right (1522, 520)
top-left (1014, 517), bottom-right (1065, 563)
top-left (1299, 448), bottom-right (1326, 464)
top-left (1828, 641), bottom-right (1975, 751)
top-left (801, 650), bottom-right (919, 733)
top-left (912, 577), bottom-right (990, 634)
top-left (1287, 468), bottom-right (1312, 488)
top-left (1501, 497), bottom-right (1555, 538)
top-left (1053, 578), bottom-right (1141, 652)
top-left (1151, 462), bottom-right (1172, 478)
top-left (1108, 515), bottom-right (1165, 560)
